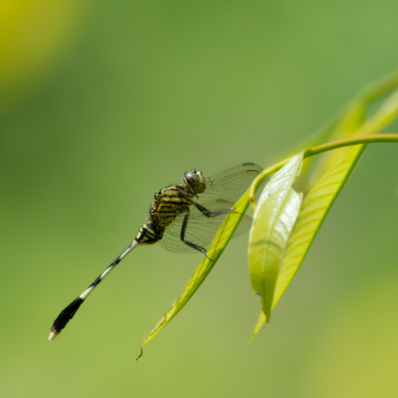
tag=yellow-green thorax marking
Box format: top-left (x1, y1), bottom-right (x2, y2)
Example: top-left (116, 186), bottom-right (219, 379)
top-left (135, 169), bottom-right (206, 245)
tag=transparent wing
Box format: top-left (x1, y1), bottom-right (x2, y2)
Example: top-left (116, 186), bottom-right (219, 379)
top-left (159, 163), bottom-right (262, 254)
top-left (197, 163), bottom-right (263, 205)
top-left (159, 207), bottom-right (253, 254)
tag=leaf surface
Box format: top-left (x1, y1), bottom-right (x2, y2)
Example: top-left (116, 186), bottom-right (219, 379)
top-left (251, 144), bottom-right (365, 339)
top-left (248, 154), bottom-right (303, 323)
top-left (308, 88), bottom-right (398, 187)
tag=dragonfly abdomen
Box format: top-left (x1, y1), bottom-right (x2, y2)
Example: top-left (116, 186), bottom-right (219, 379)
top-left (135, 221), bottom-right (164, 245)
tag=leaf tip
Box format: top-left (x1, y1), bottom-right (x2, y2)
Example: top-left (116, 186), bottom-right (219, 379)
top-left (136, 348), bottom-right (144, 361)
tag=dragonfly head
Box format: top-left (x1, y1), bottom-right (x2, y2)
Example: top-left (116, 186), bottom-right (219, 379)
top-left (183, 169), bottom-right (205, 194)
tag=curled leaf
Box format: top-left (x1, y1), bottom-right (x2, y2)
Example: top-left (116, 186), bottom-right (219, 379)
top-left (251, 144), bottom-right (365, 338)
top-left (248, 154), bottom-right (303, 325)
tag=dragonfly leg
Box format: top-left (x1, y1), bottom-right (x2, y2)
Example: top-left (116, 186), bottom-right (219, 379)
top-left (193, 202), bottom-right (235, 218)
top-left (180, 209), bottom-right (213, 261)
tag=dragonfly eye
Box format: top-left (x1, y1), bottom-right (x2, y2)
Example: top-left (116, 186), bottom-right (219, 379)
top-left (183, 170), bottom-right (204, 194)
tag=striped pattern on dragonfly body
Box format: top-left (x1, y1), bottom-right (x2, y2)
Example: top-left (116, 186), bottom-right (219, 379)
top-left (48, 163), bottom-right (262, 340)
top-left (135, 185), bottom-right (196, 245)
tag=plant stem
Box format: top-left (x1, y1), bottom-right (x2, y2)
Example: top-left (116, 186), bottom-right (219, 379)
top-left (250, 134), bottom-right (398, 209)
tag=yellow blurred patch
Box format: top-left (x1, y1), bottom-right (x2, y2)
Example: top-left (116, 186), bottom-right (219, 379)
top-left (0, 0), bottom-right (88, 102)
top-left (307, 272), bottom-right (398, 397)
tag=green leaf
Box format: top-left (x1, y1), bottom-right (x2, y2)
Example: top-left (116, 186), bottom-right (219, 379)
top-left (248, 154), bottom-right (303, 324)
top-left (137, 188), bottom-right (252, 359)
top-left (287, 72), bottom-right (398, 190)
top-left (307, 88), bottom-right (398, 188)
top-left (251, 144), bottom-right (365, 338)
top-left (250, 311), bottom-right (266, 342)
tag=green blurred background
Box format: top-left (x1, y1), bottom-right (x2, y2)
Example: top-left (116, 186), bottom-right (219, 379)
top-left (2, 1), bottom-right (398, 397)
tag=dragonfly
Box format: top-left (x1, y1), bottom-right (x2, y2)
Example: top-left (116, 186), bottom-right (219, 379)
top-left (48, 163), bottom-right (262, 340)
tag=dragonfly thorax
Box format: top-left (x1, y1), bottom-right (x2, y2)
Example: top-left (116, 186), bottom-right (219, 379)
top-left (183, 169), bottom-right (205, 194)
